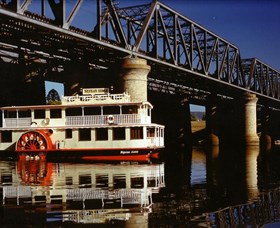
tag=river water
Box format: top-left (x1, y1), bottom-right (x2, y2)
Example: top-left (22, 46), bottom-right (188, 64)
top-left (0, 145), bottom-right (280, 227)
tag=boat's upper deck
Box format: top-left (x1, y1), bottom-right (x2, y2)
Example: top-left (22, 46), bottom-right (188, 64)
top-left (0, 88), bottom-right (160, 129)
top-left (61, 88), bottom-right (131, 105)
top-left (0, 88), bottom-right (142, 110)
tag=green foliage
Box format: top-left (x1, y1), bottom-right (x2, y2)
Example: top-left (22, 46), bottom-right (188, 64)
top-left (191, 114), bottom-right (197, 121)
top-left (46, 89), bottom-right (61, 105)
top-left (47, 100), bottom-right (62, 105)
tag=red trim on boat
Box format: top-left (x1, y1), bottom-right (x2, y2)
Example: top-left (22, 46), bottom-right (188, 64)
top-left (82, 154), bottom-right (150, 161)
top-left (150, 152), bottom-right (159, 159)
top-left (15, 147), bottom-right (163, 153)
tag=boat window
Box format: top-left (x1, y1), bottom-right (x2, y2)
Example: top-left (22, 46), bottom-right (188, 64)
top-left (65, 129), bottom-right (72, 139)
top-left (34, 109), bottom-right (45, 119)
top-left (4, 111), bottom-right (16, 118)
top-left (1, 131), bottom-right (12, 142)
top-left (160, 128), bottom-right (164, 137)
top-left (103, 106), bottom-right (120, 115)
top-left (50, 109), bottom-right (62, 118)
top-left (65, 177), bottom-right (73, 186)
top-left (96, 128), bottom-right (108, 141)
top-left (1, 174), bottom-right (12, 184)
top-left (113, 175), bottom-right (126, 189)
top-left (131, 177), bottom-right (144, 188)
top-left (147, 127), bottom-right (155, 138)
top-left (79, 129), bottom-right (91, 141)
top-left (147, 177), bottom-right (156, 187)
top-left (130, 127), bottom-right (143, 140)
top-left (113, 128), bottom-right (125, 140)
top-left (122, 105), bottom-right (137, 114)
top-left (79, 175), bottom-right (92, 188)
top-left (96, 174), bottom-right (108, 188)
top-left (66, 108), bottom-right (82, 116)
top-left (18, 110), bottom-right (31, 118)
top-left (84, 107), bottom-right (100, 115)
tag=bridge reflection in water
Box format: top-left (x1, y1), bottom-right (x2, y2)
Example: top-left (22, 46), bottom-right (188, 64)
top-left (149, 146), bottom-right (280, 227)
top-left (0, 146), bottom-right (280, 226)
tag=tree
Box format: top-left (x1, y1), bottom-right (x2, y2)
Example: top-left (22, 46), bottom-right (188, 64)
top-left (46, 89), bottom-right (61, 105)
top-left (202, 114), bottom-right (206, 120)
top-left (191, 114), bottom-right (197, 121)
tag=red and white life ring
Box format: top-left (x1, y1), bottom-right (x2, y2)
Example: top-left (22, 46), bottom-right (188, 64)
top-left (107, 115), bottom-right (114, 124)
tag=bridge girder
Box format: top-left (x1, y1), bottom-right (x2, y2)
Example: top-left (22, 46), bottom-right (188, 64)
top-left (0, 0), bottom-right (279, 108)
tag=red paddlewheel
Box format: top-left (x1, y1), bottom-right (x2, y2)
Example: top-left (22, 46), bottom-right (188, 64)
top-left (16, 130), bottom-right (52, 151)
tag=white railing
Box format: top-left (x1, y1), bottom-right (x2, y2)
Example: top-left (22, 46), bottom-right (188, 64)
top-left (3, 118), bottom-right (32, 128)
top-left (2, 114), bottom-right (152, 128)
top-left (62, 93), bottom-right (130, 105)
top-left (67, 188), bottom-right (151, 205)
top-left (3, 186), bottom-right (32, 199)
top-left (66, 114), bottom-right (151, 126)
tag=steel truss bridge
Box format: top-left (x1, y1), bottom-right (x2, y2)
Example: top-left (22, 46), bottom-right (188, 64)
top-left (0, 0), bottom-right (279, 107)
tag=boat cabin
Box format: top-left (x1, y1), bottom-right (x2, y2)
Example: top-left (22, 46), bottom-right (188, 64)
top-left (0, 88), bottom-right (165, 152)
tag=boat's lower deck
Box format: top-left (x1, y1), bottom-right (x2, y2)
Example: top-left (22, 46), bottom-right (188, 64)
top-left (16, 147), bottom-right (163, 161)
top-left (0, 125), bottom-right (165, 151)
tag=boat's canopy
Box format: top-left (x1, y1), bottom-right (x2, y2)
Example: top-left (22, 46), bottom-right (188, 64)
top-left (0, 101), bottom-right (153, 111)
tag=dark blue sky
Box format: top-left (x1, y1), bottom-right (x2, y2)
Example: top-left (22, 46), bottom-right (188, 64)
top-left (68, 0), bottom-right (280, 71)
top-left (141, 0), bottom-right (280, 71)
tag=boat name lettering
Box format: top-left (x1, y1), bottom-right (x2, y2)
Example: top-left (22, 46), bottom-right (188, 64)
top-left (82, 88), bottom-right (109, 95)
top-left (120, 150), bottom-right (139, 154)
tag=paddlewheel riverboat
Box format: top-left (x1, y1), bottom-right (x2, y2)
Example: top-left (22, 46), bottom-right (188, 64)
top-left (0, 88), bottom-right (164, 160)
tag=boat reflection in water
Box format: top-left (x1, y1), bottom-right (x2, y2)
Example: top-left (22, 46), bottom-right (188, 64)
top-left (2, 159), bottom-right (165, 226)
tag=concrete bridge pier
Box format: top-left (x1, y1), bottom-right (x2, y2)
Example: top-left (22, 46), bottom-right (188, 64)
top-left (242, 93), bottom-right (259, 146)
top-left (217, 93), bottom-right (259, 147)
top-left (205, 94), bottom-right (219, 146)
top-left (120, 57), bottom-right (151, 102)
